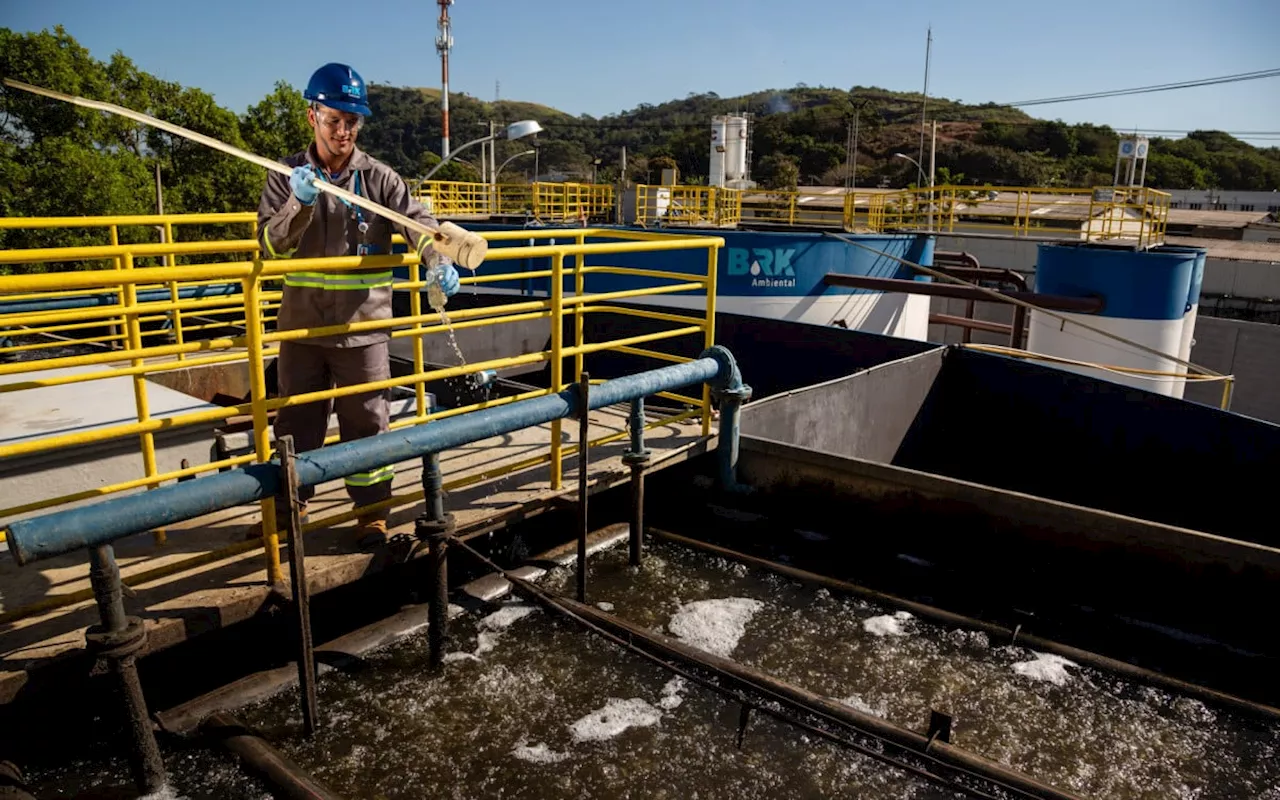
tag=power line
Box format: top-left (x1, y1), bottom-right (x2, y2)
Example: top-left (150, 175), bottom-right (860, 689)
top-left (1001, 68), bottom-right (1280, 107)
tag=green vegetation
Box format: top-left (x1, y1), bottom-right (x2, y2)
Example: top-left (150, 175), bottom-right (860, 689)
top-left (1, 27), bottom-right (1277, 265)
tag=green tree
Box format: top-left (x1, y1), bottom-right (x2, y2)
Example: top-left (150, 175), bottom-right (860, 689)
top-left (241, 81), bottom-right (312, 161)
top-left (418, 152), bottom-right (482, 183)
top-left (758, 153), bottom-right (800, 190)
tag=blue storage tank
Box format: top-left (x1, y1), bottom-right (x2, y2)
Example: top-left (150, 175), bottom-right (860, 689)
top-left (1026, 243), bottom-right (1197, 398)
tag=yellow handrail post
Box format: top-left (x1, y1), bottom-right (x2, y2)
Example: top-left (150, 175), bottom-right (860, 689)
top-left (549, 250), bottom-right (565, 490)
top-left (162, 221), bottom-right (187, 360)
top-left (702, 242), bottom-right (719, 438)
top-left (243, 260), bottom-right (283, 584)
top-left (122, 252), bottom-right (166, 547)
top-left (109, 224), bottom-right (124, 350)
top-left (1221, 375), bottom-right (1235, 411)
top-left (573, 232), bottom-right (586, 385)
top-left (409, 255), bottom-right (427, 422)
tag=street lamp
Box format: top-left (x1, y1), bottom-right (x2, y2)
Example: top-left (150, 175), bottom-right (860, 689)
top-left (421, 119), bottom-right (543, 181)
top-left (894, 152), bottom-right (926, 187)
top-left (494, 149), bottom-right (535, 182)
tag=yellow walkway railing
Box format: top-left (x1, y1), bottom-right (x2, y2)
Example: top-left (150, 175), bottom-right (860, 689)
top-left (0, 216), bottom-right (720, 611)
top-left (413, 181), bottom-right (615, 222)
top-left (631, 183), bottom-right (1171, 247)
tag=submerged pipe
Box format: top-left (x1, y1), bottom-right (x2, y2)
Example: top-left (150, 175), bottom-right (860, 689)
top-left (5, 346), bottom-right (746, 565)
top-left (650, 528), bottom-right (1280, 722)
top-left (201, 712), bottom-right (344, 800)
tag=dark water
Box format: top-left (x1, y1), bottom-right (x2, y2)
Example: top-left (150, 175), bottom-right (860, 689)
top-left (25, 539), bottom-right (1280, 799)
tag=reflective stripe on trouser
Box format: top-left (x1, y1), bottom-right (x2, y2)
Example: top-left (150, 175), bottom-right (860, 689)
top-left (273, 339), bottom-right (394, 516)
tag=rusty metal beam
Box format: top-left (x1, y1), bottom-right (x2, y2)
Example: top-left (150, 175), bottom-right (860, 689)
top-left (929, 313), bottom-right (1013, 336)
top-left (823, 273), bottom-right (1104, 313)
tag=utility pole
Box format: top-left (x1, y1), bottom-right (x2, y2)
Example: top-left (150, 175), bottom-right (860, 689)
top-left (436, 0), bottom-right (454, 158)
top-left (928, 119), bottom-right (937, 230)
top-left (917, 25), bottom-right (932, 188)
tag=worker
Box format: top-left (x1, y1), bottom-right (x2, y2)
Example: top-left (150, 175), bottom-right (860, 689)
top-left (255, 62), bottom-right (460, 548)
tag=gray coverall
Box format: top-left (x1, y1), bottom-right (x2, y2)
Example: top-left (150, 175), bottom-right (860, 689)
top-left (256, 143), bottom-right (438, 514)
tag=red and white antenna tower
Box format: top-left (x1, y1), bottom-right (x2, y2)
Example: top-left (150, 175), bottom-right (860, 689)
top-left (436, 0), bottom-right (454, 158)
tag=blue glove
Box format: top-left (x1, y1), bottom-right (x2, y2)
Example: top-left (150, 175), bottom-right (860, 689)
top-left (436, 261), bottom-right (460, 297)
top-left (290, 165), bottom-right (319, 206)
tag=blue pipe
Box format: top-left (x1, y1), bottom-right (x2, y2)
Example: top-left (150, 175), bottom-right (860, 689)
top-left (0, 283), bottom-right (242, 317)
top-left (5, 346), bottom-right (747, 566)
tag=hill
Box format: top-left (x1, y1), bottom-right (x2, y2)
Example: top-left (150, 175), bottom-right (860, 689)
top-left (366, 83), bottom-right (1280, 191)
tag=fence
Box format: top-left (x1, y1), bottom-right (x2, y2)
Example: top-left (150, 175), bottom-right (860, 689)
top-left (413, 181), bottom-right (614, 222)
top-left (0, 215), bottom-right (721, 612)
top-left (631, 183), bottom-right (1172, 247)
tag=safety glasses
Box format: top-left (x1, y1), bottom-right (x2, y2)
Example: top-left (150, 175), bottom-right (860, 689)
top-left (314, 110), bottom-right (363, 134)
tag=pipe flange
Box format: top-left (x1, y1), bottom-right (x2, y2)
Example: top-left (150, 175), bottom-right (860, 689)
top-left (84, 615), bottom-right (147, 660)
top-left (697, 345), bottom-right (745, 394)
top-left (621, 450), bottom-right (651, 466)
top-left (715, 384), bottom-right (752, 403)
top-left (414, 513), bottom-right (456, 542)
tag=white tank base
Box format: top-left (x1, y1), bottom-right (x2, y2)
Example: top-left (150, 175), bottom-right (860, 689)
top-left (1026, 309), bottom-right (1187, 398)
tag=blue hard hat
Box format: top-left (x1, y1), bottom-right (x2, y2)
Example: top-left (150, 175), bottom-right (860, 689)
top-left (303, 63), bottom-right (371, 116)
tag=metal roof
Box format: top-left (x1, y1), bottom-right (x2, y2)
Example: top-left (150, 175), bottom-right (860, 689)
top-left (1163, 236), bottom-right (1280, 263)
top-left (1166, 209), bottom-right (1272, 228)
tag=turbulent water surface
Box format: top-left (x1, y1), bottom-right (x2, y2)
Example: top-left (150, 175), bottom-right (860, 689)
top-left (25, 539), bottom-right (1280, 799)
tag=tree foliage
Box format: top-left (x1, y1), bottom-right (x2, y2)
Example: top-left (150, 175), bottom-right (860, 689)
top-left (0, 26), bottom-right (310, 263)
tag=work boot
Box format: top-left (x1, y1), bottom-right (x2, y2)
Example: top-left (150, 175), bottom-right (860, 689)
top-left (354, 516), bottom-right (390, 550)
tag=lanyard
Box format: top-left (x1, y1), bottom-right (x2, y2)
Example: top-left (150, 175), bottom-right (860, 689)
top-left (315, 168), bottom-right (368, 233)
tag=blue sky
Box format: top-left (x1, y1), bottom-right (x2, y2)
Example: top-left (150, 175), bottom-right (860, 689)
top-left (4, 0), bottom-right (1278, 146)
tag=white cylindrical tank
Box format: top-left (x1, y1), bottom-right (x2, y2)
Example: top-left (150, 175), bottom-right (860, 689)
top-left (1025, 244), bottom-right (1196, 398)
top-left (709, 116), bottom-right (727, 187)
top-left (724, 116), bottom-right (748, 183)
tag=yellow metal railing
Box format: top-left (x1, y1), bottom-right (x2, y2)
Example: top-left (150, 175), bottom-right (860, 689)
top-left (863, 185), bottom-right (1172, 247)
top-left (635, 185), bottom-right (741, 227)
top-left (0, 213), bottom-right (261, 358)
top-left (413, 181), bottom-right (615, 223)
top-left (630, 183), bottom-right (1170, 246)
top-left (0, 217), bottom-right (721, 617)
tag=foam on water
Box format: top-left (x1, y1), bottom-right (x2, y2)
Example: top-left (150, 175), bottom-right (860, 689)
top-left (481, 602), bottom-right (537, 631)
top-left (26, 538), bottom-right (1280, 800)
top-left (658, 677), bottom-right (687, 710)
top-left (834, 693), bottom-right (887, 718)
top-left (667, 597), bottom-right (763, 657)
top-left (569, 697), bottom-right (663, 743)
top-left (512, 740), bottom-right (571, 764)
top-left (1011, 651), bottom-right (1078, 686)
top-left (862, 609), bottom-right (913, 637)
